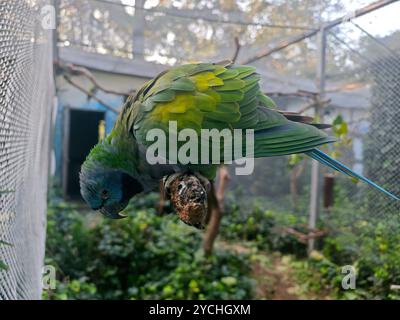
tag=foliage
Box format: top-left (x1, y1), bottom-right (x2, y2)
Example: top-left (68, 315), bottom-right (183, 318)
top-left (0, 240), bottom-right (12, 271)
top-left (44, 192), bottom-right (254, 300)
top-left (287, 190), bottom-right (400, 300)
top-left (221, 186), bottom-right (400, 300)
top-left (44, 178), bottom-right (400, 300)
top-left (328, 115), bottom-right (353, 160)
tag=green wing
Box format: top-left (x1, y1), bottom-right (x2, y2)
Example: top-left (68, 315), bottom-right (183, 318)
top-left (128, 61), bottom-right (335, 175)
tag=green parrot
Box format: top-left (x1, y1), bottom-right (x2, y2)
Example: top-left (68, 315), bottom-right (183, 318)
top-left (79, 61), bottom-right (399, 219)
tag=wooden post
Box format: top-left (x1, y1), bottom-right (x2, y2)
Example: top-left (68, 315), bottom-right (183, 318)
top-left (323, 174), bottom-right (335, 209)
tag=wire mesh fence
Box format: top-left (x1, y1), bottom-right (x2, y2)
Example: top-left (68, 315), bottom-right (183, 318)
top-left (56, 0), bottom-right (399, 235)
top-left (0, 0), bottom-right (398, 299)
top-left (0, 0), bottom-right (54, 299)
top-left (315, 17), bottom-right (400, 248)
top-left (57, 0), bottom-right (337, 64)
top-left (226, 2), bottom-right (400, 245)
top-left (323, 16), bottom-right (400, 216)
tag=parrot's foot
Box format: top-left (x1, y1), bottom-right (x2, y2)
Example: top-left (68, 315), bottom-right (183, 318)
top-left (162, 172), bottom-right (209, 229)
top-left (192, 172), bottom-right (211, 193)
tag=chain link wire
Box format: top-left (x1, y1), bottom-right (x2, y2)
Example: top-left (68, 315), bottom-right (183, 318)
top-left (0, 0), bottom-right (54, 299)
top-left (56, 0), bottom-right (398, 217)
top-left (326, 21), bottom-right (400, 219)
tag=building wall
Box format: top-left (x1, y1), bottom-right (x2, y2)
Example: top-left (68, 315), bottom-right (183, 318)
top-left (53, 69), bottom-right (150, 181)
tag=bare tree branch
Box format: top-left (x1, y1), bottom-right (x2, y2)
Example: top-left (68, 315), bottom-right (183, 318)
top-left (216, 166), bottom-right (230, 211)
top-left (277, 226), bottom-right (328, 244)
top-left (203, 183), bottom-right (223, 257)
top-left (57, 61), bottom-right (135, 97)
top-left (231, 37), bottom-right (241, 63)
top-left (63, 75), bottom-right (120, 113)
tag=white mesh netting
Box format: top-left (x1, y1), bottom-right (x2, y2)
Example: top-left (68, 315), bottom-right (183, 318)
top-left (0, 0), bottom-right (54, 299)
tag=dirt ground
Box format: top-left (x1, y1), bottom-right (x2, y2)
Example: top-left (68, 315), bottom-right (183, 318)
top-left (217, 241), bottom-right (331, 300)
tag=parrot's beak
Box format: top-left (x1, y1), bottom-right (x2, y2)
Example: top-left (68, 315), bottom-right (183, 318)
top-left (99, 201), bottom-right (129, 219)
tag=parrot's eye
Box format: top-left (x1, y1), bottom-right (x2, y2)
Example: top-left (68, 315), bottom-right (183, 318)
top-left (100, 189), bottom-right (109, 200)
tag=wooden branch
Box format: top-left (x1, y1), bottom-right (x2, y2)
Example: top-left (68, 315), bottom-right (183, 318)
top-left (57, 61), bottom-right (135, 97)
top-left (297, 102), bottom-right (318, 114)
top-left (63, 75), bottom-right (119, 113)
top-left (216, 166), bottom-right (230, 211)
top-left (231, 37), bottom-right (241, 63)
top-left (277, 226), bottom-right (328, 244)
top-left (203, 183), bottom-right (223, 257)
top-left (241, 30), bottom-right (319, 65)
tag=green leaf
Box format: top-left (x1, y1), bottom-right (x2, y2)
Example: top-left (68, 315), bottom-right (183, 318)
top-left (0, 240), bottom-right (12, 246)
top-left (332, 114), bottom-right (344, 126)
top-left (288, 154), bottom-right (304, 167)
top-left (221, 276), bottom-right (237, 286)
top-left (0, 260), bottom-right (8, 271)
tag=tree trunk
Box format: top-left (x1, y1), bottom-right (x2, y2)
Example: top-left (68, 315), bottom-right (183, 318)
top-left (203, 183), bottom-right (223, 257)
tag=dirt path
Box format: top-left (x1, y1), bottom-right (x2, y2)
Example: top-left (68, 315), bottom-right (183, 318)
top-left (217, 241), bottom-right (329, 300)
top-left (252, 254), bottom-right (299, 299)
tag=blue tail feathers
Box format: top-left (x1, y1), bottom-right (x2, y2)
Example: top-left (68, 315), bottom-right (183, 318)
top-left (306, 149), bottom-right (399, 201)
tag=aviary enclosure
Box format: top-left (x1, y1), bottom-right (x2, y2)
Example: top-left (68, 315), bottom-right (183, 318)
top-left (0, 0), bottom-right (399, 301)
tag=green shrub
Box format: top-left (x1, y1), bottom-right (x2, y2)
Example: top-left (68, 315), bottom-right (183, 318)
top-left (44, 192), bottom-right (254, 300)
top-left (221, 188), bottom-right (400, 300)
top-left (290, 189), bottom-right (400, 300)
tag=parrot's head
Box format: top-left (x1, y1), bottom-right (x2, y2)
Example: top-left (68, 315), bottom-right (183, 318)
top-left (79, 161), bottom-right (144, 219)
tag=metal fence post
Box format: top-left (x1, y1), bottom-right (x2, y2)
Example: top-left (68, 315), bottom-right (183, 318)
top-left (308, 25), bottom-right (327, 254)
top-left (133, 0), bottom-right (145, 59)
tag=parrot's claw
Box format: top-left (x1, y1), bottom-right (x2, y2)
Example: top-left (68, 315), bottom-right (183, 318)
top-left (163, 172), bottom-right (210, 196)
top-left (162, 172), bottom-right (209, 229)
top-left (192, 172), bottom-right (211, 193)
top-left (163, 173), bottom-right (182, 197)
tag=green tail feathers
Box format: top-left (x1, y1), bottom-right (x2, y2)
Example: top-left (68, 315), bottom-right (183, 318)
top-left (306, 149), bottom-right (399, 201)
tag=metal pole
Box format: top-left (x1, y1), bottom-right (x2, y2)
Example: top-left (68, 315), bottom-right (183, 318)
top-left (133, 0), bottom-right (145, 59)
top-left (308, 26), bottom-right (326, 254)
top-left (52, 0), bottom-right (60, 62)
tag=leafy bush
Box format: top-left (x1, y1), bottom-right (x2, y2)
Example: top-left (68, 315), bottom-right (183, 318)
top-left (44, 192), bottom-right (254, 300)
top-left (286, 187), bottom-right (400, 300)
top-left (221, 188), bottom-right (400, 300)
